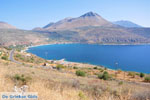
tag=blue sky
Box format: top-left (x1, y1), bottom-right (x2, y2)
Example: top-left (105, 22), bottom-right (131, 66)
top-left (0, 0), bottom-right (150, 29)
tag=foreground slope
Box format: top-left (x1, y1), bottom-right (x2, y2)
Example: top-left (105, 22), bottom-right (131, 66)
top-left (0, 48), bottom-right (150, 100)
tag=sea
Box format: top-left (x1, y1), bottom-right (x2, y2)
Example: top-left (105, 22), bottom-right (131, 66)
top-left (27, 44), bottom-right (150, 73)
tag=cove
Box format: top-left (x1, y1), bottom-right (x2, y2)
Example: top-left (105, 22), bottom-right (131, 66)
top-left (27, 44), bottom-right (150, 73)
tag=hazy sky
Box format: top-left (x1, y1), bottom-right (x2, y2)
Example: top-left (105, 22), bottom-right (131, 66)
top-left (0, 0), bottom-right (150, 29)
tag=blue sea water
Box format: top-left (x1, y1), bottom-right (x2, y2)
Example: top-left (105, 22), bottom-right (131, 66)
top-left (27, 44), bottom-right (150, 73)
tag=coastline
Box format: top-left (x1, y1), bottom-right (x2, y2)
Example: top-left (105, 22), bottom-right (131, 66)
top-left (25, 42), bottom-right (150, 51)
top-left (24, 43), bottom-right (150, 73)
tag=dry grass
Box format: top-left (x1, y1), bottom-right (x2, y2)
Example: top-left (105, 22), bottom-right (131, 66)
top-left (0, 60), bottom-right (150, 100)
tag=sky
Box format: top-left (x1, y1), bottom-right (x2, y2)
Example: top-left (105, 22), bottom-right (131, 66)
top-left (0, 0), bottom-right (150, 30)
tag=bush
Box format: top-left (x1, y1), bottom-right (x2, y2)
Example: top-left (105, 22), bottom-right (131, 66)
top-left (16, 54), bottom-right (21, 58)
top-left (56, 64), bottom-right (65, 70)
top-left (99, 68), bottom-right (104, 72)
top-left (13, 74), bottom-right (32, 85)
top-left (1, 56), bottom-right (8, 60)
top-left (118, 81), bottom-right (124, 85)
top-left (140, 73), bottom-right (145, 78)
top-left (136, 73), bottom-right (140, 76)
top-left (93, 67), bottom-right (98, 69)
top-left (128, 72), bottom-right (135, 78)
top-left (73, 66), bottom-right (78, 69)
top-left (144, 76), bottom-right (150, 82)
top-left (78, 91), bottom-right (86, 100)
top-left (98, 71), bottom-right (111, 80)
top-left (76, 70), bottom-right (86, 77)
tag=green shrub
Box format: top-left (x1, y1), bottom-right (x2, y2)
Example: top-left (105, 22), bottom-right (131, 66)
top-left (140, 73), bottom-right (145, 78)
top-left (136, 73), bottom-right (140, 76)
top-left (98, 71), bottom-right (111, 80)
top-left (78, 91), bottom-right (86, 100)
top-left (144, 76), bottom-right (150, 82)
top-left (99, 68), bottom-right (104, 72)
top-left (14, 74), bottom-right (21, 80)
top-left (118, 81), bottom-right (124, 85)
top-left (103, 71), bottom-right (108, 74)
top-left (93, 67), bottom-right (98, 69)
top-left (13, 74), bottom-right (32, 85)
top-left (56, 64), bottom-right (65, 70)
top-left (16, 54), bottom-right (21, 58)
top-left (76, 70), bottom-right (86, 77)
top-left (1, 56), bottom-right (8, 60)
top-left (73, 66), bottom-right (78, 69)
top-left (128, 72), bottom-right (135, 78)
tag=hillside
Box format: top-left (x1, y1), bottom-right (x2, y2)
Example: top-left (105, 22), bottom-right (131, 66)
top-left (0, 29), bottom-right (49, 46)
top-left (0, 21), bottom-right (16, 29)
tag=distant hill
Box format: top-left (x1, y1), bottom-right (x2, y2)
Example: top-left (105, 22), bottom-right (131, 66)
top-left (113, 20), bottom-right (142, 28)
top-left (0, 21), bottom-right (16, 29)
top-left (0, 29), bottom-right (49, 46)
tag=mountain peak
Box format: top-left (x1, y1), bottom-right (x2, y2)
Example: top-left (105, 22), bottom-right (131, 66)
top-left (80, 12), bottom-right (100, 17)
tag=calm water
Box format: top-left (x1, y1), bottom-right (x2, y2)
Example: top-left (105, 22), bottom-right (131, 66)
top-left (27, 44), bottom-right (150, 73)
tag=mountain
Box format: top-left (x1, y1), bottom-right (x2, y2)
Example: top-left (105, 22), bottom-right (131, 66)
top-left (33, 12), bottom-right (150, 45)
top-left (113, 20), bottom-right (142, 28)
top-left (1, 12), bottom-right (150, 46)
top-left (0, 21), bottom-right (17, 29)
top-left (43, 12), bottom-right (114, 30)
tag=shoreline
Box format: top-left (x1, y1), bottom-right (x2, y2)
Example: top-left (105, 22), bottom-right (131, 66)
top-left (25, 42), bottom-right (150, 51)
